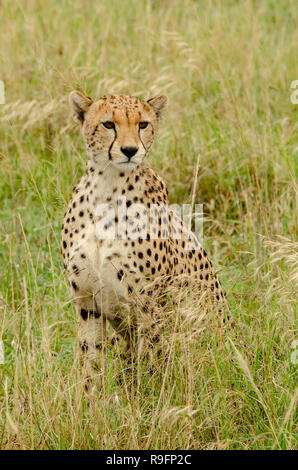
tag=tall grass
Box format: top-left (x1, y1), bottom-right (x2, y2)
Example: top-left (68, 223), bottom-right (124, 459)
top-left (0, 0), bottom-right (297, 449)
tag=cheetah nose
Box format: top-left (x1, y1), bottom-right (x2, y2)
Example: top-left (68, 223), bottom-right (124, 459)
top-left (120, 146), bottom-right (138, 159)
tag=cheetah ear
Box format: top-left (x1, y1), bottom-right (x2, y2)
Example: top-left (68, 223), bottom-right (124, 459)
top-left (147, 95), bottom-right (168, 119)
top-left (69, 90), bottom-right (93, 125)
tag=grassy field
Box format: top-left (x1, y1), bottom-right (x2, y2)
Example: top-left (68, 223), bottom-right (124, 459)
top-left (0, 0), bottom-right (297, 450)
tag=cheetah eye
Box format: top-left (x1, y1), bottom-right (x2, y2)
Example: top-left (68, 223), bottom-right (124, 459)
top-left (139, 121), bottom-right (149, 129)
top-left (102, 121), bottom-right (115, 129)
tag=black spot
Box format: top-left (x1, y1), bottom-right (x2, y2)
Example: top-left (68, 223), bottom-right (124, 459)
top-left (63, 241), bottom-right (67, 249)
top-left (80, 309), bottom-right (88, 320)
top-left (79, 211), bottom-right (84, 217)
top-left (72, 265), bottom-right (79, 275)
top-left (72, 281), bottom-right (78, 291)
top-left (80, 309), bottom-right (100, 320)
top-left (92, 125), bottom-right (98, 136)
top-left (80, 341), bottom-right (88, 352)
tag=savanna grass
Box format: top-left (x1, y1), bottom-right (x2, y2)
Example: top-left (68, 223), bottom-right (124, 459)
top-left (0, 0), bottom-right (297, 450)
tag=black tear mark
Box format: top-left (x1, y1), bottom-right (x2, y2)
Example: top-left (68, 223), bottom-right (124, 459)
top-left (108, 127), bottom-right (117, 161)
top-left (138, 126), bottom-right (147, 155)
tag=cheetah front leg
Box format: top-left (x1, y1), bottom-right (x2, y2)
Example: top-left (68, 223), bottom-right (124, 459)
top-left (76, 303), bottom-right (107, 393)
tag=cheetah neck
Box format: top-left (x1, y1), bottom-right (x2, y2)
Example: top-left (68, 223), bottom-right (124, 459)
top-left (85, 160), bottom-right (140, 204)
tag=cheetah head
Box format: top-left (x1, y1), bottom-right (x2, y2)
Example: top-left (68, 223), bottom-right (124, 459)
top-left (69, 91), bottom-right (167, 170)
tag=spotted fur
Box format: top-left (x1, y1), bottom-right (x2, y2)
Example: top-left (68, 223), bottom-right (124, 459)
top-left (61, 91), bottom-right (229, 387)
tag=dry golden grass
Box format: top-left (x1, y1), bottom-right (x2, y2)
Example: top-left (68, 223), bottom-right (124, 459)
top-left (0, 0), bottom-right (297, 449)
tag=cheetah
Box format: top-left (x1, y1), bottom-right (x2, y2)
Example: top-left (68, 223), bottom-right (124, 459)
top-left (61, 90), bottom-right (229, 387)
